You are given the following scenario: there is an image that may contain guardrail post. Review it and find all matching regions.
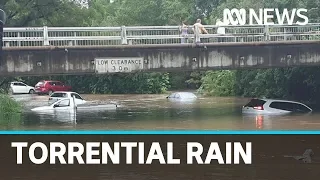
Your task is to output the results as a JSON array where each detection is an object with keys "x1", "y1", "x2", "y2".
[
  {"x1": 284, "y1": 27, "x2": 287, "y2": 41},
  {"x1": 73, "y1": 32, "x2": 77, "y2": 46},
  {"x1": 128, "y1": 30, "x2": 133, "y2": 45},
  {"x1": 121, "y1": 26, "x2": 127, "y2": 45},
  {"x1": 43, "y1": 26, "x2": 49, "y2": 46},
  {"x1": 17, "y1": 32, "x2": 21, "y2": 47},
  {"x1": 264, "y1": 25, "x2": 270, "y2": 41}
]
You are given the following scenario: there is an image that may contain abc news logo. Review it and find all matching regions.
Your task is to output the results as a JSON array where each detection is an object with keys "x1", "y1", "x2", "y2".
[{"x1": 223, "y1": 8, "x2": 308, "y2": 26}]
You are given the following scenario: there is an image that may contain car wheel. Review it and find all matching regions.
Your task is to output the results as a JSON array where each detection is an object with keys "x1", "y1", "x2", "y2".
[
  {"x1": 48, "y1": 90, "x2": 53, "y2": 95},
  {"x1": 29, "y1": 89, "x2": 35, "y2": 94}
]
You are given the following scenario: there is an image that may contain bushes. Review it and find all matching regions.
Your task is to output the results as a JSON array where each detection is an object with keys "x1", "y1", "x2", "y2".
[
  {"x1": 19, "y1": 72, "x2": 171, "y2": 94},
  {"x1": 0, "y1": 94, "x2": 22, "y2": 114},
  {"x1": 0, "y1": 94, "x2": 23, "y2": 129},
  {"x1": 198, "y1": 70, "x2": 236, "y2": 96},
  {"x1": 197, "y1": 67, "x2": 320, "y2": 104}
]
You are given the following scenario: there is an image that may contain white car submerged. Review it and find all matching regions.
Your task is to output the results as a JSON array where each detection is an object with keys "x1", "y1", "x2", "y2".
[
  {"x1": 32, "y1": 97, "x2": 118, "y2": 112},
  {"x1": 242, "y1": 98, "x2": 312, "y2": 115},
  {"x1": 32, "y1": 97, "x2": 77, "y2": 112},
  {"x1": 48, "y1": 91, "x2": 86, "y2": 105},
  {"x1": 167, "y1": 92, "x2": 197, "y2": 100}
]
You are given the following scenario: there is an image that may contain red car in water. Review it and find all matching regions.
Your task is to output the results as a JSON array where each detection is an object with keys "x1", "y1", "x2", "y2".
[{"x1": 34, "y1": 80, "x2": 72, "y2": 95}]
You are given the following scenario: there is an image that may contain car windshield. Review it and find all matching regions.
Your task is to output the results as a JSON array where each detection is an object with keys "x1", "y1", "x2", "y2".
[
  {"x1": 36, "y1": 81, "x2": 44, "y2": 86},
  {"x1": 244, "y1": 99, "x2": 266, "y2": 107},
  {"x1": 51, "y1": 93, "x2": 67, "y2": 98}
]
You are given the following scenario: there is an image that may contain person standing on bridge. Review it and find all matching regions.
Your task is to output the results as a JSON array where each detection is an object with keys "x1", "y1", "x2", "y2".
[
  {"x1": 179, "y1": 21, "x2": 188, "y2": 44},
  {"x1": 216, "y1": 18, "x2": 226, "y2": 42},
  {"x1": 193, "y1": 19, "x2": 208, "y2": 44}
]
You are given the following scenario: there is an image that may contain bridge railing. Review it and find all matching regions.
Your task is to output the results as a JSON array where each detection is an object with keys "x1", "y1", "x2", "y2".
[{"x1": 2, "y1": 24, "x2": 320, "y2": 47}]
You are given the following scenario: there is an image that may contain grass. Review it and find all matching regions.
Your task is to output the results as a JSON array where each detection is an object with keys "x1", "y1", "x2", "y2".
[
  {"x1": 0, "y1": 94, "x2": 23, "y2": 129},
  {"x1": 0, "y1": 94, "x2": 22, "y2": 113}
]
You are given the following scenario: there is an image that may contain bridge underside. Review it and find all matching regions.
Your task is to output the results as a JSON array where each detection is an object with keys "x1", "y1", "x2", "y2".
[{"x1": 1, "y1": 41, "x2": 320, "y2": 76}]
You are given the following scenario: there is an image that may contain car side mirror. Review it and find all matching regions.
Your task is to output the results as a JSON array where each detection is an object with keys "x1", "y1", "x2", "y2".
[{"x1": 53, "y1": 104, "x2": 58, "y2": 108}]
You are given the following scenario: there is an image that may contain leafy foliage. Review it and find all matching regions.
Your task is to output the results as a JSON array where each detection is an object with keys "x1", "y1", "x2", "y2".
[
  {"x1": 185, "y1": 71, "x2": 206, "y2": 89},
  {"x1": 198, "y1": 70, "x2": 235, "y2": 96}
]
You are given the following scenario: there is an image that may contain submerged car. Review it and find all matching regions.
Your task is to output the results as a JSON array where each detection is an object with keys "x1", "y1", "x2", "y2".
[
  {"x1": 31, "y1": 98, "x2": 77, "y2": 112},
  {"x1": 48, "y1": 91, "x2": 86, "y2": 105},
  {"x1": 242, "y1": 98, "x2": 312, "y2": 115},
  {"x1": 32, "y1": 97, "x2": 117, "y2": 112},
  {"x1": 167, "y1": 92, "x2": 197, "y2": 99}
]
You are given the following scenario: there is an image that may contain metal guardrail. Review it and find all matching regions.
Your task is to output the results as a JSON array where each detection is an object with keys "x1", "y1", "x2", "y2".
[{"x1": 2, "y1": 24, "x2": 320, "y2": 47}]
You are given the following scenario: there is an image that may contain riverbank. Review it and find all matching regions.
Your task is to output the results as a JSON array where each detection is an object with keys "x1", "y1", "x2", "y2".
[{"x1": 0, "y1": 94, "x2": 23, "y2": 113}]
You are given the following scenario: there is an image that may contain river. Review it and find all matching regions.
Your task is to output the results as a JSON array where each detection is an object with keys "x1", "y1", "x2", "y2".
[
  {"x1": 2, "y1": 93, "x2": 320, "y2": 180},
  {"x1": 2, "y1": 93, "x2": 320, "y2": 130}
]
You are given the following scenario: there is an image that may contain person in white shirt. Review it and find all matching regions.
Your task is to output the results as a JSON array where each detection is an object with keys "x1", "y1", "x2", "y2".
[{"x1": 216, "y1": 18, "x2": 226, "y2": 42}]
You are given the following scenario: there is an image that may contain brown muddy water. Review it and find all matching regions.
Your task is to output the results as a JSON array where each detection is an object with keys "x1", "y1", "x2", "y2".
[
  {"x1": 2, "y1": 93, "x2": 320, "y2": 180},
  {"x1": 2, "y1": 93, "x2": 320, "y2": 130}
]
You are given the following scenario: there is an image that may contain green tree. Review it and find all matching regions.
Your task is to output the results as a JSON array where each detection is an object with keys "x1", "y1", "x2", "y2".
[{"x1": 198, "y1": 70, "x2": 235, "y2": 96}]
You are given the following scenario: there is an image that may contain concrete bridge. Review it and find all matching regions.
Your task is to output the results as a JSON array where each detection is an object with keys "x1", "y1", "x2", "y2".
[{"x1": 1, "y1": 24, "x2": 320, "y2": 76}]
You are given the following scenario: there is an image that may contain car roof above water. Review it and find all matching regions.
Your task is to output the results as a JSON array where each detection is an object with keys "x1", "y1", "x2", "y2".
[
  {"x1": 254, "y1": 98, "x2": 305, "y2": 104},
  {"x1": 50, "y1": 91, "x2": 78, "y2": 96},
  {"x1": 51, "y1": 91, "x2": 75, "y2": 94},
  {"x1": 39, "y1": 80, "x2": 62, "y2": 82},
  {"x1": 168, "y1": 92, "x2": 197, "y2": 98},
  {"x1": 10, "y1": 81, "x2": 25, "y2": 84},
  {"x1": 247, "y1": 98, "x2": 312, "y2": 109}
]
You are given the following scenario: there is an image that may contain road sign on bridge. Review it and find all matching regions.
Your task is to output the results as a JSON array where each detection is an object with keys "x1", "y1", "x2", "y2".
[{"x1": 94, "y1": 57, "x2": 144, "y2": 73}]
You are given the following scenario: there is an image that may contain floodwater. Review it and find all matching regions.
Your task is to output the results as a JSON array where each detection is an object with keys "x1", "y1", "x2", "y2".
[
  {"x1": 2, "y1": 93, "x2": 320, "y2": 130},
  {"x1": 2, "y1": 93, "x2": 320, "y2": 180}
]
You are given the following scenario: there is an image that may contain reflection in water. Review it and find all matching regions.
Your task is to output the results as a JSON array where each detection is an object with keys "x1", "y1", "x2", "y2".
[
  {"x1": 256, "y1": 115, "x2": 264, "y2": 129},
  {"x1": 0, "y1": 113, "x2": 23, "y2": 130},
  {"x1": 2, "y1": 94, "x2": 320, "y2": 130},
  {"x1": 36, "y1": 111, "x2": 76, "y2": 123}
]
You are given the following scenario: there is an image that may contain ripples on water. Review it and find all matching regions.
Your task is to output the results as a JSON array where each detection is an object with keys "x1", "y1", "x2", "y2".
[
  {"x1": 2, "y1": 93, "x2": 320, "y2": 130},
  {"x1": 3, "y1": 94, "x2": 320, "y2": 180}
]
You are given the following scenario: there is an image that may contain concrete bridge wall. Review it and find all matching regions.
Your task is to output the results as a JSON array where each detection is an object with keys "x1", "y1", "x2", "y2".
[{"x1": 1, "y1": 41, "x2": 320, "y2": 76}]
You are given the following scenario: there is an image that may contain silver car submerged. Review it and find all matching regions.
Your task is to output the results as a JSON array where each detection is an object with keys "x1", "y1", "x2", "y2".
[{"x1": 242, "y1": 98, "x2": 312, "y2": 115}]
